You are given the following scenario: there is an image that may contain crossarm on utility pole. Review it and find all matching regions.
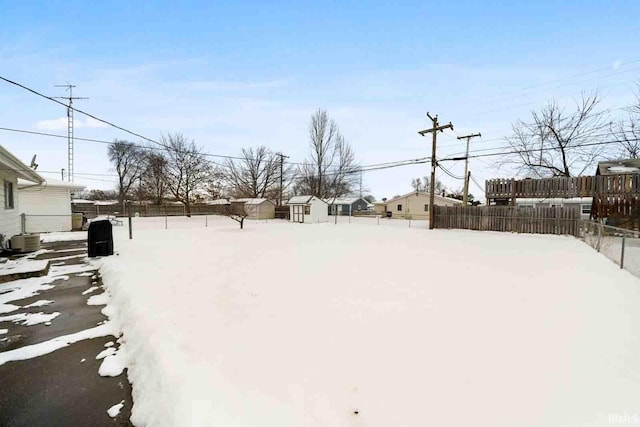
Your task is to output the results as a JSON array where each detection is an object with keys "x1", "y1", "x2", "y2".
[{"x1": 418, "y1": 112, "x2": 453, "y2": 230}]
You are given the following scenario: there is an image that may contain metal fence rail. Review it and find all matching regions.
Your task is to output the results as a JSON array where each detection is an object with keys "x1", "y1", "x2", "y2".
[{"x1": 578, "y1": 220, "x2": 640, "y2": 277}]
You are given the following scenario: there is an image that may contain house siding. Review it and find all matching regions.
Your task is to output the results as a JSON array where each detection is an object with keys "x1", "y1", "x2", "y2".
[
  {"x1": 19, "y1": 186, "x2": 73, "y2": 232},
  {"x1": 0, "y1": 171, "x2": 20, "y2": 239},
  {"x1": 245, "y1": 201, "x2": 275, "y2": 219},
  {"x1": 385, "y1": 193, "x2": 460, "y2": 220}
]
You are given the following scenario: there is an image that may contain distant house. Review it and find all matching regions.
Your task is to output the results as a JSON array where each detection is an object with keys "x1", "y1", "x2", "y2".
[
  {"x1": 18, "y1": 178, "x2": 85, "y2": 233},
  {"x1": 287, "y1": 195, "x2": 328, "y2": 223},
  {"x1": 514, "y1": 197, "x2": 592, "y2": 219},
  {"x1": 375, "y1": 191, "x2": 462, "y2": 220},
  {"x1": 0, "y1": 146, "x2": 43, "y2": 240},
  {"x1": 231, "y1": 198, "x2": 275, "y2": 219},
  {"x1": 327, "y1": 197, "x2": 370, "y2": 216},
  {"x1": 205, "y1": 199, "x2": 230, "y2": 206}
]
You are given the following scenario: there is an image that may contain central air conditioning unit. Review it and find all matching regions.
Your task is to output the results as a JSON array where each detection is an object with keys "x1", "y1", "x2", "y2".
[{"x1": 11, "y1": 234, "x2": 41, "y2": 253}]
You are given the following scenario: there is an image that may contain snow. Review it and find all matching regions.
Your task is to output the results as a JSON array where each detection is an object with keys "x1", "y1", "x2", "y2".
[
  {"x1": 0, "y1": 323, "x2": 118, "y2": 366},
  {"x1": 87, "y1": 293, "x2": 108, "y2": 305},
  {"x1": 608, "y1": 165, "x2": 640, "y2": 173},
  {"x1": 97, "y1": 216, "x2": 640, "y2": 427},
  {"x1": 0, "y1": 275, "x2": 66, "y2": 314},
  {"x1": 40, "y1": 231, "x2": 87, "y2": 243},
  {"x1": 98, "y1": 347, "x2": 126, "y2": 377},
  {"x1": 0, "y1": 259, "x2": 49, "y2": 276},
  {"x1": 82, "y1": 286, "x2": 100, "y2": 295},
  {"x1": 0, "y1": 329, "x2": 7, "y2": 334},
  {"x1": 23, "y1": 299, "x2": 54, "y2": 308},
  {"x1": 104, "y1": 341, "x2": 114, "y2": 347},
  {"x1": 107, "y1": 400, "x2": 125, "y2": 418},
  {"x1": 96, "y1": 347, "x2": 117, "y2": 359},
  {"x1": 0, "y1": 311, "x2": 60, "y2": 326}
]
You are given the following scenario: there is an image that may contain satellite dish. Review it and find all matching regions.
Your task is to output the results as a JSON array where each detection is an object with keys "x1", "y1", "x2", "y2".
[{"x1": 29, "y1": 154, "x2": 38, "y2": 170}]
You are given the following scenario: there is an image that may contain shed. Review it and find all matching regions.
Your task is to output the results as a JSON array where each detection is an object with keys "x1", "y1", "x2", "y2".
[
  {"x1": 0, "y1": 146, "x2": 44, "y2": 239},
  {"x1": 233, "y1": 198, "x2": 275, "y2": 219},
  {"x1": 19, "y1": 178, "x2": 86, "y2": 233},
  {"x1": 327, "y1": 197, "x2": 370, "y2": 216},
  {"x1": 287, "y1": 195, "x2": 328, "y2": 223}
]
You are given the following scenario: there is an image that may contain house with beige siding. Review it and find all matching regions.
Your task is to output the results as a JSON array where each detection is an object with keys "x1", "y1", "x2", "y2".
[
  {"x1": 0, "y1": 146, "x2": 43, "y2": 244},
  {"x1": 375, "y1": 191, "x2": 462, "y2": 220}
]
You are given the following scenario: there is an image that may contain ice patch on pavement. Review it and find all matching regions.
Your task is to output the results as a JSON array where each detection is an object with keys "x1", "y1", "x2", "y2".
[
  {"x1": 0, "y1": 329, "x2": 7, "y2": 334},
  {"x1": 0, "y1": 311, "x2": 61, "y2": 326},
  {"x1": 107, "y1": 400, "x2": 125, "y2": 418},
  {"x1": 23, "y1": 299, "x2": 54, "y2": 308},
  {"x1": 104, "y1": 341, "x2": 114, "y2": 347},
  {"x1": 0, "y1": 323, "x2": 118, "y2": 366},
  {"x1": 87, "y1": 293, "x2": 108, "y2": 306},
  {"x1": 78, "y1": 272, "x2": 93, "y2": 277},
  {"x1": 82, "y1": 286, "x2": 100, "y2": 295},
  {"x1": 0, "y1": 259, "x2": 49, "y2": 275},
  {"x1": 49, "y1": 264, "x2": 97, "y2": 276}
]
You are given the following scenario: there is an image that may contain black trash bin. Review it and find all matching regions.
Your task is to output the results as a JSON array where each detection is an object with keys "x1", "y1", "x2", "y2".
[
  {"x1": 88, "y1": 220, "x2": 114, "y2": 257},
  {"x1": 386, "y1": 211, "x2": 392, "y2": 218}
]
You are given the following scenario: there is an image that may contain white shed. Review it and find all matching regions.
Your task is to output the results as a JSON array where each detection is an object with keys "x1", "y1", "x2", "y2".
[
  {"x1": 287, "y1": 195, "x2": 328, "y2": 224},
  {"x1": 18, "y1": 178, "x2": 85, "y2": 233}
]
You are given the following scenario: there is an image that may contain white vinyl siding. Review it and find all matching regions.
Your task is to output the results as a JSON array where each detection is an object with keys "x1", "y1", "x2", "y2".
[
  {"x1": 19, "y1": 186, "x2": 73, "y2": 232},
  {"x1": 0, "y1": 172, "x2": 20, "y2": 238}
]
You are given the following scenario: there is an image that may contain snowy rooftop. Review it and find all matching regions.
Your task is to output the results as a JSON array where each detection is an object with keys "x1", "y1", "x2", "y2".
[
  {"x1": 326, "y1": 197, "x2": 366, "y2": 205},
  {"x1": 232, "y1": 198, "x2": 272, "y2": 205},
  {"x1": 597, "y1": 159, "x2": 640, "y2": 175},
  {"x1": 287, "y1": 195, "x2": 312, "y2": 204},
  {"x1": 385, "y1": 191, "x2": 463, "y2": 205},
  {"x1": 205, "y1": 199, "x2": 230, "y2": 205}
]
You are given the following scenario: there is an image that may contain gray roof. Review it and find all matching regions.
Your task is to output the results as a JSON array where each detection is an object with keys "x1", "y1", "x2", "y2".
[{"x1": 287, "y1": 195, "x2": 313, "y2": 204}]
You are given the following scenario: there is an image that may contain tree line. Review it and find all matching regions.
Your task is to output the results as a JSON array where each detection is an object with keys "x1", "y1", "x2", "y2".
[{"x1": 83, "y1": 109, "x2": 364, "y2": 216}]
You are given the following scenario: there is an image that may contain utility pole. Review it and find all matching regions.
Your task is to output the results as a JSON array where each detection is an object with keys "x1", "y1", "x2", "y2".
[
  {"x1": 53, "y1": 83, "x2": 88, "y2": 182},
  {"x1": 276, "y1": 152, "x2": 289, "y2": 206},
  {"x1": 457, "y1": 132, "x2": 481, "y2": 206},
  {"x1": 419, "y1": 112, "x2": 453, "y2": 230}
]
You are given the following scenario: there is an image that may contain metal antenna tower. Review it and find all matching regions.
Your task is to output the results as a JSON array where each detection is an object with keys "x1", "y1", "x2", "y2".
[{"x1": 54, "y1": 83, "x2": 88, "y2": 182}]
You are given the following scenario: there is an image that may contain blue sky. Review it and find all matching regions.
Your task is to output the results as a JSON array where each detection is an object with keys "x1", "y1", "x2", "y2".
[{"x1": 1, "y1": 0, "x2": 639, "y2": 199}]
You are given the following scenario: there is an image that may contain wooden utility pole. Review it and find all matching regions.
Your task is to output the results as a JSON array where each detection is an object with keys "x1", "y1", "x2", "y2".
[
  {"x1": 419, "y1": 113, "x2": 453, "y2": 229},
  {"x1": 457, "y1": 132, "x2": 481, "y2": 206},
  {"x1": 276, "y1": 152, "x2": 289, "y2": 206}
]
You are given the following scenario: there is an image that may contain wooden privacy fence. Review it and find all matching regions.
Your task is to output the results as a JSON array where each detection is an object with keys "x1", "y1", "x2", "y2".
[
  {"x1": 432, "y1": 205, "x2": 580, "y2": 236},
  {"x1": 486, "y1": 174, "x2": 640, "y2": 199}
]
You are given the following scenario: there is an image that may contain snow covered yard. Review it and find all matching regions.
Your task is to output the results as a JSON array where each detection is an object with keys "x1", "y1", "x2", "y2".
[{"x1": 100, "y1": 216, "x2": 640, "y2": 427}]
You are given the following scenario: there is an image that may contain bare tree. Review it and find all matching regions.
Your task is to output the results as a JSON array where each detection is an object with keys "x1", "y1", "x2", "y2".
[
  {"x1": 162, "y1": 133, "x2": 211, "y2": 217},
  {"x1": 223, "y1": 203, "x2": 249, "y2": 229},
  {"x1": 107, "y1": 140, "x2": 146, "y2": 212},
  {"x1": 411, "y1": 176, "x2": 444, "y2": 193},
  {"x1": 142, "y1": 151, "x2": 168, "y2": 205},
  {"x1": 611, "y1": 83, "x2": 640, "y2": 158},
  {"x1": 224, "y1": 146, "x2": 281, "y2": 198},
  {"x1": 501, "y1": 92, "x2": 609, "y2": 177},
  {"x1": 296, "y1": 109, "x2": 360, "y2": 198}
]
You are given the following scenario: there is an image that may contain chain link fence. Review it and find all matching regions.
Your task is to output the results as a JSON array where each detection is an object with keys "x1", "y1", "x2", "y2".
[{"x1": 578, "y1": 220, "x2": 640, "y2": 278}]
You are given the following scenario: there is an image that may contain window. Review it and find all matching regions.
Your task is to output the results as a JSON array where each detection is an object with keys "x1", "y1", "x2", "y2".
[
  {"x1": 304, "y1": 205, "x2": 310, "y2": 215},
  {"x1": 397, "y1": 204, "x2": 402, "y2": 211},
  {"x1": 424, "y1": 204, "x2": 429, "y2": 212},
  {"x1": 4, "y1": 180, "x2": 14, "y2": 209},
  {"x1": 581, "y1": 204, "x2": 592, "y2": 214}
]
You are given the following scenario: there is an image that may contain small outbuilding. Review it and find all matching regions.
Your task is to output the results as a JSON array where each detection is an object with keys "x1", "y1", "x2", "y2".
[
  {"x1": 287, "y1": 195, "x2": 328, "y2": 224},
  {"x1": 377, "y1": 191, "x2": 462, "y2": 220},
  {"x1": 327, "y1": 197, "x2": 370, "y2": 216},
  {"x1": 18, "y1": 178, "x2": 85, "y2": 233},
  {"x1": 231, "y1": 198, "x2": 275, "y2": 219}
]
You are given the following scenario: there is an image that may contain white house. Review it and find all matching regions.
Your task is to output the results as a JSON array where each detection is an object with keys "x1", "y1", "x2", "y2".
[
  {"x1": 0, "y1": 146, "x2": 43, "y2": 242},
  {"x1": 18, "y1": 178, "x2": 86, "y2": 233},
  {"x1": 287, "y1": 195, "x2": 328, "y2": 223}
]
